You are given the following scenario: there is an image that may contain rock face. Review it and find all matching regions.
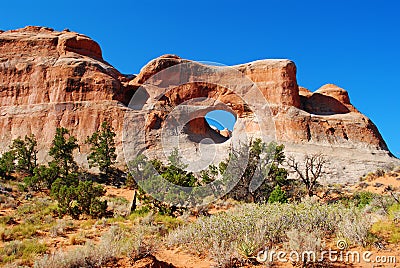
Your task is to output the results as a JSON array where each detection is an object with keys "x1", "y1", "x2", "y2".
[
  {"x1": 0, "y1": 26, "x2": 133, "y2": 163},
  {"x1": 0, "y1": 26, "x2": 397, "y2": 183}
]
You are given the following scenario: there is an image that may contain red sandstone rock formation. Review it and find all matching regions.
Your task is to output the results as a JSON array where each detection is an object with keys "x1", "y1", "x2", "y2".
[
  {"x1": 0, "y1": 26, "x2": 133, "y2": 163},
  {"x1": 0, "y1": 26, "x2": 397, "y2": 182}
]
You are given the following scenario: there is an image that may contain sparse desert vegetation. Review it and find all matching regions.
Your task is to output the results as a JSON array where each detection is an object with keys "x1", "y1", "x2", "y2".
[
  {"x1": 167, "y1": 199, "x2": 375, "y2": 267},
  {"x1": 1, "y1": 128, "x2": 399, "y2": 267}
]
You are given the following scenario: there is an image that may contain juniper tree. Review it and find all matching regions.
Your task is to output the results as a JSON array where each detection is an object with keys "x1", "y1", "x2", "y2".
[
  {"x1": 24, "y1": 162, "x2": 60, "y2": 190},
  {"x1": 49, "y1": 127, "x2": 78, "y2": 178},
  {"x1": 223, "y1": 139, "x2": 288, "y2": 203},
  {"x1": 127, "y1": 150, "x2": 197, "y2": 216},
  {"x1": 0, "y1": 151, "x2": 16, "y2": 179},
  {"x1": 86, "y1": 121, "x2": 117, "y2": 178},
  {"x1": 51, "y1": 174, "x2": 107, "y2": 219},
  {"x1": 11, "y1": 134, "x2": 38, "y2": 176}
]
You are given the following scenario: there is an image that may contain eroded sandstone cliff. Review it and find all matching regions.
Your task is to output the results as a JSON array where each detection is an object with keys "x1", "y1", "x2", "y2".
[{"x1": 0, "y1": 26, "x2": 396, "y2": 183}]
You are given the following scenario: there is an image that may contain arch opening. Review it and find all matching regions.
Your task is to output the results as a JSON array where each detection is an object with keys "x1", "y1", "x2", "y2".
[
  {"x1": 180, "y1": 109, "x2": 237, "y2": 144},
  {"x1": 205, "y1": 110, "x2": 236, "y2": 134}
]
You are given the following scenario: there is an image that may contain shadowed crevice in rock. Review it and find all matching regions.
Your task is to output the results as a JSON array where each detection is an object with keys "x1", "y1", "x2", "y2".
[{"x1": 300, "y1": 93, "x2": 351, "y2": 115}]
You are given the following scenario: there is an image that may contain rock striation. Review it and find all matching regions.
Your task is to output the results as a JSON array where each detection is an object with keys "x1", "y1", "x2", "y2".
[{"x1": 0, "y1": 26, "x2": 397, "y2": 183}]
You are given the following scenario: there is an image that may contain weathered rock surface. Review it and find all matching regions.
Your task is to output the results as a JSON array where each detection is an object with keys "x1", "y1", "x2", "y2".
[
  {"x1": 0, "y1": 26, "x2": 133, "y2": 164},
  {"x1": 0, "y1": 26, "x2": 397, "y2": 183}
]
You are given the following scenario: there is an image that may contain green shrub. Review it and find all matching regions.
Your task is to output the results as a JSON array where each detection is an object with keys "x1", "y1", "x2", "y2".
[
  {"x1": 0, "y1": 239, "x2": 47, "y2": 264},
  {"x1": 2, "y1": 198, "x2": 58, "y2": 241},
  {"x1": 371, "y1": 220, "x2": 400, "y2": 244},
  {"x1": 222, "y1": 139, "x2": 288, "y2": 203},
  {"x1": 86, "y1": 121, "x2": 117, "y2": 178},
  {"x1": 352, "y1": 191, "x2": 376, "y2": 208},
  {"x1": 128, "y1": 152, "x2": 196, "y2": 216},
  {"x1": 51, "y1": 177, "x2": 107, "y2": 219},
  {"x1": 11, "y1": 134, "x2": 38, "y2": 176},
  {"x1": 49, "y1": 127, "x2": 78, "y2": 178},
  {"x1": 154, "y1": 214, "x2": 183, "y2": 230},
  {"x1": 24, "y1": 162, "x2": 60, "y2": 190},
  {"x1": 388, "y1": 203, "x2": 400, "y2": 222},
  {"x1": 5, "y1": 223, "x2": 39, "y2": 240},
  {"x1": 0, "y1": 215, "x2": 14, "y2": 225},
  {"x1": 0, "y1": 151, "x2": 16, "y2": 179},
  {"x1": 16, "y1": 197, "x2": 57, "y2": 219},
  {"x1": 128, "y1": 206, "x2": 151, "y2": 221},
  {"x1": 268, "y1": 185, "x2": 287, "y2": 203}
]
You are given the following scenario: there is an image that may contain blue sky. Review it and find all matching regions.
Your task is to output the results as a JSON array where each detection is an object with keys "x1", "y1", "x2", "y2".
[
  {"x1": 205, "y1": 111, "x2": 236, "y2": 131},
  {"x1": 1, "y1": 0, "x2": 399, "y2": 156}
]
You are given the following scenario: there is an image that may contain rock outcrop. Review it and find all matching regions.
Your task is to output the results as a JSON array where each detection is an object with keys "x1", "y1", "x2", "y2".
[
  {"x1": 0, "y1": 26, "x2": 133, "y2": 163},
  {"x1": 0, "y1": 26, "x2": 397, "y2": 183}
]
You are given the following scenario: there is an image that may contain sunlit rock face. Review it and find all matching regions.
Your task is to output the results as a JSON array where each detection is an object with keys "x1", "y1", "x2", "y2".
[{"x1": 0, "y1": 26, "x2": 397, "y2": 182}]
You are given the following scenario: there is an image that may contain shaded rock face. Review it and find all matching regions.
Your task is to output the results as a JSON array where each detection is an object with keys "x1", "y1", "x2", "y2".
[{"x1": 0, "y1": 26, "x2": 397, "y2": 183}]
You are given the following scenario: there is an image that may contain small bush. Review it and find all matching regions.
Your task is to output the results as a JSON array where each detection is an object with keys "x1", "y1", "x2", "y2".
[
  {"x1": 2, "y1": 198, "x2": 58, "y2": 241},
  {"x1": 0, "y1": 215, "x2": 14, "y2": 225},
  {"x1": 337, "y1": 206, "x2": 372, "y2": 246},
  {"x1": 285, "y1": 229, "x2": 324, "y2": 266},
  {"x1": 51, "y1": 177, "x2": 107, "y2": 219},
  {"x1": 365, "y1": 195, "x2": 395, "y2": 215},
  {"x1": 128, "y1": 206, "x2": 151, "y2": 221},
  {"x1": 129, "y1": 225, "x2": 157, "y2": 261},
  {"x1": 34, "y1": 225, "x2": 155, "y2": 268},
  {"x1": 388, "y1": 203, "x2": 400, "y2": 222},
  {"x1": 375, "y1": 168, "x2": 386, "y2": 177},
  {"x1": 69, "y1": 234, "x2": 85, "y2": 246},
  {"x1": 0, "y1": 151, "x2": 16, "y2": 179},
  {"x1": 49, "y1": 219, "x2": 67, "y2": 238},
  {"x1": 371, "y1": 220, "x2": 400, "y2": 244},
  {"x1": 13, "y1": 197, "x2": 58, "y2": 234},
  {"x1": 108, "y1": 197, "x2": 130, "y2": 217},
  {"x1": 17, "y1": 197, "x2": 57, "y2": 220},
  {"x1": 0, "y1": 226, "x2": 5, "y2": 242},
  {"x1": 154, "y1": 214, "x2": 183, "y2": 230},
  {"x1": 363, "y1": 172, "x2": 377, "y2": 181},
  {"x1": 0, "y1": 195, "x2": 18, "y2": 209},
  {"x1": 393, "y1": 166, "x2": 400, "y2": 173},
  {"x1": 351, "y1": 191, "x2": 376, "y2": 208},
  {"x1": 210, "y1": 240, "x2": 241, "y2": 268},
  {"x1": 5, "y1": 223, "x2": 39, "y2": 241},
  {"x1": 268, "y1": 185, "x2": 287, "y2": 203},
  {"x1": 24, "y1": 163, "x2": 60, "y2": 190},
  {"x1": 0, "y1": 239, "x2": 47, "y2": 265}
]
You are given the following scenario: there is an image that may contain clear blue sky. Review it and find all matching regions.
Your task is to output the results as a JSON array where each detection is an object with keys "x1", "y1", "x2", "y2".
[
  {"x1": 205, "y1": 110, "x2": 236, "y2": 131},
  {"x1": 1, "y1": 0, "x2": 399, "y2": 157}
]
